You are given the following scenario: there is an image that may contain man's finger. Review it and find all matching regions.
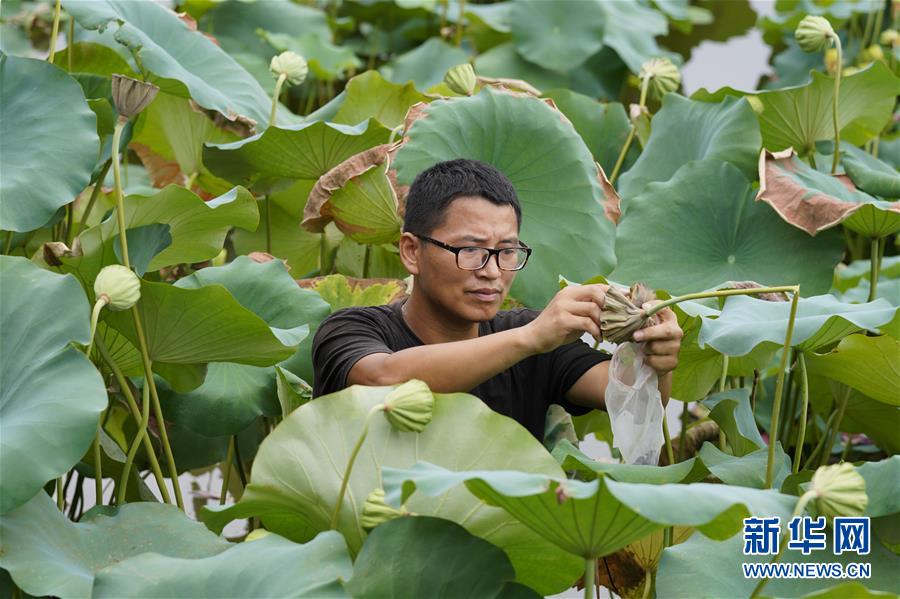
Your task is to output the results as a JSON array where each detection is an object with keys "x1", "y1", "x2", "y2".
[
  {"x1": 568, "y1": 283, "x2": 608, "y2": 307},
  {"x1": 634, "y1": 324, "x2": 681, "y2": 342}
]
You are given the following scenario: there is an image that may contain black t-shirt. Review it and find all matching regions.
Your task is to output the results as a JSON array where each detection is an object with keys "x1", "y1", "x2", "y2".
[{"x1": 311, "y1": 298, "x2": 611, "y2": 440}]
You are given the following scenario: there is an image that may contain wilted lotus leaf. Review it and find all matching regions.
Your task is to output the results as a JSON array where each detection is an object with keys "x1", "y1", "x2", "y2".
[
  {"x1": 299, "y1": 273, "x2": 407, "y2": 311},
  {"x1": 302, "y1": 143, "x2": 404, "y2": 244},
  {"x1": 757, "y1": 149, "x2": 900, "y2": 237}
]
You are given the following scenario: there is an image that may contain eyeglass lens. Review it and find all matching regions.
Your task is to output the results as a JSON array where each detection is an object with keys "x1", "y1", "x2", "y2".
[{"x1": 457, "y1": 247, "x2": 528, "y2": 270}]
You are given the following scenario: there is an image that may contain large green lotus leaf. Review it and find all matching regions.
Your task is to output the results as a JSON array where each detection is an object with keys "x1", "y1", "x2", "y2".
[
  {"x1": 394, "y1": 88, "x2": 615, "y2": 308},
  {"x1": 833, "y1": 256, "x2": 900, "y2": 293},
  {"x1": 0, "y1": 257, "x2": 107, "y2": 514},
  {"x1": 657, "y1": 522, "x2": 900, "y2": 597},
  {"x1": 857, "y1": 457, "x2": 900, "y2": 518},
  {"x1": 348, "y1": 517, "x2": 535, "y2": 598},
  {"x1": 542, "y1": 90, "x2": 637, "y2": 176},
  {"x1": 158, "y1": 257, "x2": 326, "y2": 435},
  {"x1": 202, "y1": 387, "x2": 583, "y2": 596},
  {"x1": 617, "y1": 94, "x2": 760, "y2": 200},
  {"x1": 332, "y1": 71, "x2": 428, "y2": 129},
  {"x1": 794, "y1": 583, "x2": 899, "y2": 599},
  {"x1": 381, "y1": 37, "x2": 469, "y2": 90},
  {"x1": 758, "y1": 149, "x2": 899, "y2": 238},
  {"x1": 333, "y1": 237, "x2": 409, "y2": 280},
  {"x1": 103, "y1": 278, "x2": 305, "y2": 372},
  {"x1": 840, "y1": 143, "x2": 900, "y2": 199},
  {"x1": 510, "y1": 0, "x2": 605, "y2": 72},
  {"x1": 551, "y1": 439, "x2": 709, "y2": 484},
  {"x1": 93, "y1": 532, "x2": 351, "y2": 598},
  {"x1": 599, "y1": 0, "x2": 675, "y2": 73},
  {"x1": 697, "y1": 294, "x2": 898, "y2": 356},
  {"x1": 204, "y1": 119, "x2": 390, "y2": 194},
  {"x1": 701, "y1": 388, "x2": 765, "y2": 456},
  {"x1": 383, "y1": 461, "x2": 799, "y2": 558},
  {"x1": 804, "y1": 334, "x2": 899, "y2": 406},
  {"x1": 0, "y1": 491, "x2": 230, "y2": 598},
  {"x1": 698, "y1": 443, "x2": 791, "y2": 489},
  {"x1": 131, "y1": 93, "x2": 238, "y2": 195},
  {"x1": 612, "y1": 160, "x2": 843, "y2": 296},
  {"x1": 0, "y1": 54, "x2": 99, "y2": 232},
  {"x1": 693, "y1": 62, "x2": 899, "y2": 153},
  {"x1": 52, "y1": 41, "x2": 138, "y2": 79},
  {"x1": 64, "y1": 0, "x2": 295, "y2": 129},
  {"x1": 474, "y1": 42, "x2": 569, "y2": 92},
  {"x1": 62, "y1": 185, "x2": 258, "y2": 288}
]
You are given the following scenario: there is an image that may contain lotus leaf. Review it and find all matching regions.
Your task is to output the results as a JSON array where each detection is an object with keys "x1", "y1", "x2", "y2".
[
  {"x1": 333, "y1": 71, "x2": 428, "y2": 129},
  {"x1": 804, "y1": 333, "x2": 900, "y2": 407}
]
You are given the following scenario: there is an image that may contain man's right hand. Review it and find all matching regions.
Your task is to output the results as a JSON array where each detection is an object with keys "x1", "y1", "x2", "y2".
[{"x1": 520, "y1": 283, "x2": 608, "y2": 354}]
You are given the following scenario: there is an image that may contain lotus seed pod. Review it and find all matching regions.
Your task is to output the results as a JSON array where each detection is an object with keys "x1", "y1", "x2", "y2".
[
  {"x1": 382, "y1": 379, "x2": 434, "y2": 433},
  {"x1": 638, "y1": 57, "x2": 681, "y2": 98},
  {"x1": 880, "y1": 29, "x2": 898, "y2": 47},
  {"x1": 111, "y1": 74, "x2": 160, "y2": 120},
  {"x1": 361, "y1": 488, "x2": 407, "y2": 530},
  {"x1": 861, "y1": 44, "x2": 884, "y2": 62},
  {"x1": 94, "y1": 265, "x2": 141, "y2": 311},
  {"x1": 269, "y1": 51, "x2": 308, "y2": 86},
  {"x1": 809, "y1": 463, "x2": 868, "y2": 519},
  {"x1": 795, "y1": 16, "x2": 835, "y2": 53},
  {"x1": 444, "y1": 63, "x2": 477, "y2": 96},
  {"x1": 599, "y1": 283, "x2": 657, "y2": 345}
]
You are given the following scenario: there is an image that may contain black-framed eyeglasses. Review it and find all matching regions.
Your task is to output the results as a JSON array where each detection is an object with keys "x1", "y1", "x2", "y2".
[{"x1": 414, "y1": 234, "x2": 532, "y2": 271}]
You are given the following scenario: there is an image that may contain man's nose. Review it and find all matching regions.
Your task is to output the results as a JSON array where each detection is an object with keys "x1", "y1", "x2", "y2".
[{"x1": 476, "y1": 254, "x2": 502, "y2": 278}]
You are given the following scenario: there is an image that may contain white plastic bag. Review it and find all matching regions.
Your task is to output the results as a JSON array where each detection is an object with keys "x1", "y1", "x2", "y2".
[{"x1": 605, "y1": 342, "x2": 664, "y2": 465}]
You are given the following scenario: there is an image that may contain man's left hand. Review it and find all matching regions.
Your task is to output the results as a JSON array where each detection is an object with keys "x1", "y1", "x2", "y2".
[{"x1": 632, "y1": 301, "x2": 682, "y2": 375}]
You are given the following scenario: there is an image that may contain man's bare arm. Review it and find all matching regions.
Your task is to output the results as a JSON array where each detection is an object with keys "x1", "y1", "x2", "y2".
[{"x1": 348, "y1": 284, "x2": 608, "y2": 393}]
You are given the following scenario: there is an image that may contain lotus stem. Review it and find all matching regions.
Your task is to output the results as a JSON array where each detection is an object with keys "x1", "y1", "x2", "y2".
[
  {"x1": 867, "y1": 237, "x2": 883, "y2": 302},
  {"x1": 117, "y1": 381, "x2": 150, "y2": 505},
  {"x1": 678, "y1": 402, "x2": 689, "y2": 461},
  {"x1": 48, "y1": 0, "x2": 62, "y2": 63},
  {"x1": 803, "y1": 407, "x2": 839, "y2": 471},
  {"x1": 56, "y1": 476, "x2": 65, "y2": 511},
  {"x1": 219, "y1": 436, "x2": 235, "y2": 505},
  {"x1": 71, "y1": 159, "x2": 112, "y2": 244},
  {"x1": 610, "y1": 74, "x2": 651, "y2": 185},
  {"x1": 454, "y1": 0, "x2": 467, "y2": 46},
  {"x1": 640, "y1": 569, "x2": 651, "y2": 599},
  {"x1": 830, "y1": 34, "x2": 843, "y2": 174},
  {"x1": 111, "y1": 118, "x2": 131, "y2": 269},
  {"x1": 819, "y1": 385, "x2": 851, "y2": 468},
  {"x1": 584, "y1": 558, "x2": 596, "y2": 599},
  {"x1": 792, "y1": 354, "x2": 810, "y2": 474},
  {"x1": 765, "y1": 289, "x2": 800, "y2": 489},
  {"x1": 717, "y1": 356, "x2": 729, "y2": 451},
  {"x1": 270, "y1": 73, "x2": 287, "y2": 128},
  {"x1": 94, "y1": 335, "x2": 171, "y2": 504},
  {"x1": 644, "y1": 286, "x2": 799, "y2": 318},
  {"x1": 85, "y1": 296, "x2": 109, "y2": 358},
  {"x1": 331, "y1": 404, "x2": 382, "y2": 529},
  {"x1": 130, "y1": 304, "x2": 184, "y2": 510},
  {"x1": 92, "y1": 424, "x2": 103, "y2": 505},
  {"x1": 778, "y1": 351, "x2": 797, "y2": 441},
  {"x1": 662, "y1": 416, "x2": 675, "y2": 465},
  {"x1": 67, "y1": 16, "x2": 73, "y2": 72},
  {"x1": 3, "y1": 231, "x2": 12, "y2": 255}
]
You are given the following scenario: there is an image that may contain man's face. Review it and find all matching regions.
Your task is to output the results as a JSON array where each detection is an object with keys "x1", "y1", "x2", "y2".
[{"x1": 411, "y1": 196, "x2": 520, "y2": 323}]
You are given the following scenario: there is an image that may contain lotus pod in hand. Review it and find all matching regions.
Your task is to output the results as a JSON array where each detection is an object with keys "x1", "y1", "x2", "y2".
[{"x1": 600, "y1": 283, "x2": 657, "y2": 345}]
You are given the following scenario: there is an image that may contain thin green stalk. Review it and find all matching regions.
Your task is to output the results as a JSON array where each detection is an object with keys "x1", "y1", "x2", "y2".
[
  {"x1": 65, "y1": 203, "x2": 74, "y2": 246},
  {"x1": 872, "y1": 1, "x2": 885, "y2": 47},
  {"x1": 270, "y1": 73, "x2": 287, "y2": 128},
  {"x1": 792, "y1": 354, "x2": 810, "y2": 474},
  {"x1": 750, "y1": 493, "x2": 816, "y2": 598},
  {"x1": 48, "y1": 0, "x2": 62, "y2": 63},
  {"x1": 610, "y1": 75, "x2": 650, "y2": 185},
  {"x1": 184, "y1": 171, "x2": 198, "y2": 190},
  {"x1": 805, "y1": 152, "x2": 817, "y2": 170},
  {"x1": 111, "y1": 118, "x2": 131, "y2": 269},
  {"x1": 219, "y1": 437, "x2": 235, "y2": 505},
  {"x1": 819, "y1": 385, "x2": 851, "y2": 468},
  {"x1": 640, "y1": 569, "x2": 652, "y2": 599},
  {"x1": 85, "y1": 297, "x2": 108, "y2": 358},
  {"x1": 94, "y1": 334, "x2": 171, "y2": 504},
  {"x1": 750, "y1": 369, "x2": 760, "y2": 412},
  {"x1": 867, "y1": 237, "x2": 883, "y2": 302},
  {"x1": 830, "y1": 34, "x2": 843, "y2": 174},
  {"x1": 71, "y1": 160, "x2": 112, "y2": 244},
  {"x1": 56, "y1": 476, "x2": 65, "y2": 511},
  {"x1": 764, "y1": 290, "x2": 800, "y2": 488},
  {"x1": 131, "y1": 304, "x2": 184, "y2": 510},
  {"x1": 662, "y1": 415, "x2": 675, "y2": 465},
  {"x1": 454, "y1": 0, "x2": 467, "y2": 46},
  {"x1": 232, "y1": 434, "x2": 248, "y2": 490},
  {"x1": 92, "y1": 424, "x2": 103, "y2": 505},
  {"x1": 331, "y1": 405, "x2": 382, "y2": 529},
  {"x1": 67, "y1": 16, "x2": 74, "y2": 72},
  {"x1": 644, "y1": 286, "x2": 799, "y2": 319},
  {"x1": 841, "y1": 431, "x2": 854, "y2": 461},
  {"x1": 803, "y1": 409, "x2": 839, "y2": 471},
  {"x1": 718, "y1": 356, "x2": 729, "y2": 451},
  {"x1": 583, "y1": 558, "x2": 596, "y2": 599},
  {"x1": 3, "y1": 231, "x2": 13, "y2": 255},
  {"x1": 117, "y1": 381, "x2": 150, "y2": 505},
  {"x1": 678, "y1": 402, "x2": 689, "y2": 461},
  {"x1": 778, "y1": 351, "x2": 797, "y2": 441},
  {"x1": 861, "y1": 4, "x2": 877, "y2": 49}
]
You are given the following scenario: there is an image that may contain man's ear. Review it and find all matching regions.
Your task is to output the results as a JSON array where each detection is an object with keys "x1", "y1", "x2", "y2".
[{"x1": 398, "y1": 232, "x2": 420, "y2": 275}]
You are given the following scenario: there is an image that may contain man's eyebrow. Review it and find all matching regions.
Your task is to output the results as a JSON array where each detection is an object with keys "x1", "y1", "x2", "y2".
[{"x1": 459, "y1": 235, "x2": 519, "y2": 244}]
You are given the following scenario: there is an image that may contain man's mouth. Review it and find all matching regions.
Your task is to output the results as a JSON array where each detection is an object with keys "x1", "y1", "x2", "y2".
[{"x1": 468, "y1": 288, "x2": 501, "y2": 302}]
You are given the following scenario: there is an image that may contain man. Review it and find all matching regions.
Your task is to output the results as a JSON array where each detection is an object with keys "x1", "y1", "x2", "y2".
[{"x1": 312, "y1": 159, "x2": 682, "y2": 441}]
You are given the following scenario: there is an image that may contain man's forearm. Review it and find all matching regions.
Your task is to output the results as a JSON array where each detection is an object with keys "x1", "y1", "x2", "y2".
[{"x1": 361, "y1": 328, "x2": 536, "y2": 392}]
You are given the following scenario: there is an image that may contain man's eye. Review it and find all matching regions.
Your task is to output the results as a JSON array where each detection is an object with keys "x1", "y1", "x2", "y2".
[
  {"x1": 499, "y1": 248, "x2": 518, "y2": 256},
  {"x1": 460, "y1": 247, "x2": 482, "y2": 255}
]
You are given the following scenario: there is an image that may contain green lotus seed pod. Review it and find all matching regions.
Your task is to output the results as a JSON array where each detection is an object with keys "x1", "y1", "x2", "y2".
[
  {"x1": 361, "y1": 488, "x2": 407, "y2": 530},
  {"x1": 639, "y1": 58, "x2": 681, "y2": 98},
  {"x1": 444, "y1": 63, "x2": 477, "y2": 96},
  {"x1": 861, "y1": 44, "x2": 884, "y2": 62},
  {"x1": 269, "y1": 51, "x2": 308, "y2": 86},
  {"x1": 382, "y1": 379, "x2": 434, "y2": 433},
  {"x1": 880, "y1": 29, "x2": 898, "y2": 47},
  {"x1": 795, "y1": 16, "x2": 835, "y2": 53},
  {"x1": 111, "y1": 74, "x2": 160, "y2": 120},
  {"x1": 94, "y1": 265, "x2": 141, "y2": 311},
  {"x1": 809, "y1": 463, "x2": 868, "y2": 519}
]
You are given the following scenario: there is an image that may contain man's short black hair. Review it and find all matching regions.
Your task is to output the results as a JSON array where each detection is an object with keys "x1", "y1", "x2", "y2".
[{"x1": 403, "y1": 159, "x2": 522, "y2": 236}]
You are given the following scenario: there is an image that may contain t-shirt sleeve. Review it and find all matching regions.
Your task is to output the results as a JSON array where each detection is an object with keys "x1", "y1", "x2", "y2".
[
  {"x1": 311, "y1": 308, "x2": 394, "y2": 398},
  {"x1": 547, "y1": 339, "x2": 612, "y2": 416}
]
